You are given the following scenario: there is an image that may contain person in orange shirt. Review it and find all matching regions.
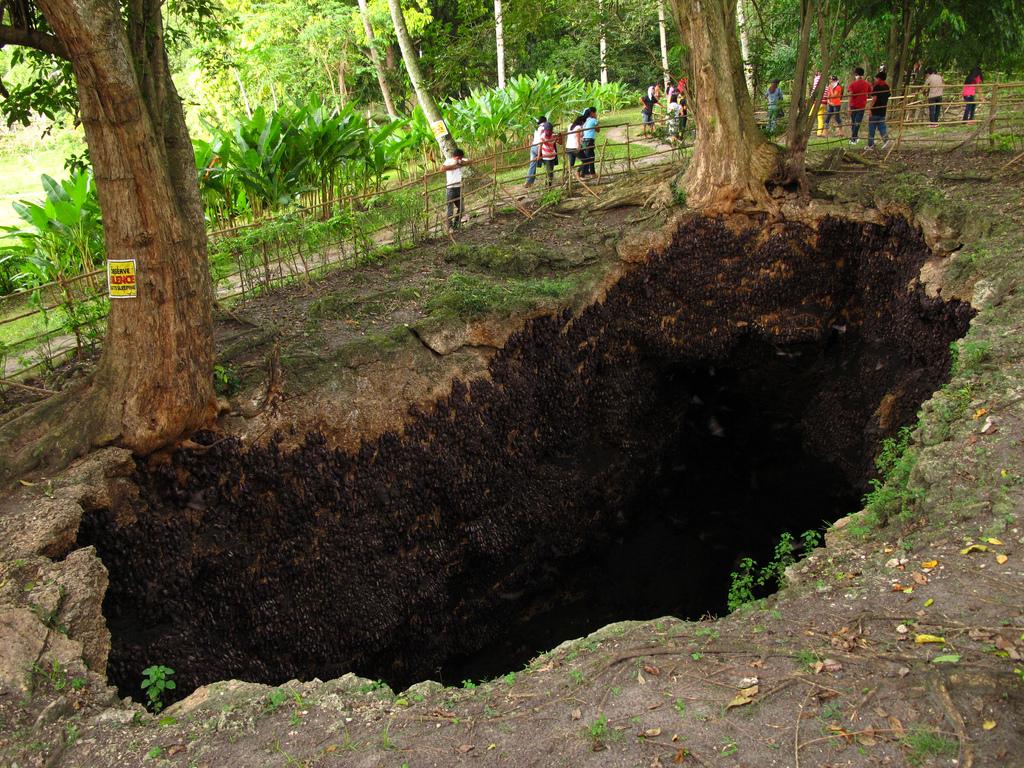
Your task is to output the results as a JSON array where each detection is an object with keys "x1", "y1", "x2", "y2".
[{"x1": 824, "y1": 75, "x2": 843, "y2": 133}]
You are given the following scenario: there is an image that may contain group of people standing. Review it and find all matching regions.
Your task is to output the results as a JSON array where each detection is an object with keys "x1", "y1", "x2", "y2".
[
  {"x1": 766, "y1": 66, "x2": 985, "y2": 150},
  {"x1": 525, "y1": 108, "x2": 600, "y2": 187},
  {"x1": 640, "y1": 79, "x2": 689, "y2": 139}
]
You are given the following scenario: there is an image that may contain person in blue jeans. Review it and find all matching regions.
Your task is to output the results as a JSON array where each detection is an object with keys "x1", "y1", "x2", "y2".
[
  {"x1": 765, "y1": 80, "x2": 783, "y2": 132},
  {"x1": 580, "y1": 107, "x2": 599, "y2": 177},
  {"x1": 866, "y1": 71, "x2": 891, "y2": 150},
  {"x1": 524, "y1": 116, "x2": 547, "y2": 187}
]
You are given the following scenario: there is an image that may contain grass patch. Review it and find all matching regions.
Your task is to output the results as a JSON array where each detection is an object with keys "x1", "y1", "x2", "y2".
[
  {"x1": 902, "y1": 727, "x2": 958, "y2": 766},
  {"x1": 425, "y1": 272, "x2": 573, "y2": 320}
]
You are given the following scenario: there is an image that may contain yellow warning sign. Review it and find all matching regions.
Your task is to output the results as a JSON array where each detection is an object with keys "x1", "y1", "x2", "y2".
[
  {"x1": 107, "y1": 259, "x2": 137, "y2": 299},
  {"x1": 430, "y1": 119, "x2": 449, "y2": 140}
]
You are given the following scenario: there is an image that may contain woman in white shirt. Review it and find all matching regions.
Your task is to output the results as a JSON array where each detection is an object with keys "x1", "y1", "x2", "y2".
[{"x1": 565, "y1": 116, "x2": 584, "y2": 176}]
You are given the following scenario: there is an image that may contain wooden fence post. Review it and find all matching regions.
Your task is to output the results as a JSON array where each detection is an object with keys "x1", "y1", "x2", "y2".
[
  {"x1": 422, "y1": 163, "x2": 430, "y2": 238},
  {"x1": 626, "y1": 122, "x2": 632, "y2": 173},
  {"x1": 988, "y1": 83, "x2": 1001, "y2": 148}
]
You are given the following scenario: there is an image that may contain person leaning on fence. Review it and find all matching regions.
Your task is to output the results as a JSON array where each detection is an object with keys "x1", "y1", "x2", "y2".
[
  {"x1": 539, "y1": 122, "x2": 560, "y2": 186},
  {"x1": 963, "y1": 67, "x2": 982, "y2": 122},
  {"x1": 565, "y1": 116, "x2": 584, "y2": 176},
  {"x1": 924, "y1": 68, "x2": 945, "y2": 126},
  {"x1": 580, "y1": 107, "x2": 600, "y2": 178},
  {"x1": 824, "y1": 75, "x2": 843, "y2": 132},
  {"x1": 866, "y1": 71, "x2": 891, "y2": 151},
  {"x1": 765, "y1": 80, "x2": 783, "y2": 133},
  {"x1": 441, "y1": 148, "x2": 469, "y2": 230},
  {"x1": 525, "y1": 116, "x2": 547, "y2": 187},
  {"x1": 847, "y1": 67, "x2": 871, "y2": 144}
]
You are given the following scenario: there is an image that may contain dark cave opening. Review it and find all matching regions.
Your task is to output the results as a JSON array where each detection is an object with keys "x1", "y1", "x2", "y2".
[{"x1": 77, "y1": 216, "x2": 973, "y2": 703}]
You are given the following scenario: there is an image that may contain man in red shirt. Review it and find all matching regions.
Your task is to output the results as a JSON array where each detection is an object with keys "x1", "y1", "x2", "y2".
[{"x1": 847, "y1": 67, "x2": 872, "y2": 144}]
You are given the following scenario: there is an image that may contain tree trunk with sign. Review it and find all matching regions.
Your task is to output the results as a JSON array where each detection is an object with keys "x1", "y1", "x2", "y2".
[
  {"x1": 0, "y1": 0, "x2": 217, "y2": 484},
  {"x1": 388, "y1": 0, "x2": 457, "y2": 157}
]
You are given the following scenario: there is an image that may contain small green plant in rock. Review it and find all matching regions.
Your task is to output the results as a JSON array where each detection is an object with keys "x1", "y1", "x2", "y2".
[
  {"x1": 145, "y1": 746, "x2": 163, "y2": 760},
  {"x1": 569, "y1": 669, "x2": 585, "y2": 685},
  {"x1": 64, "y1": 723, "x2": 79, "y2": 747},
  {"x1": 673, "y1": 699, "x2": 687, "y2": 718},
  {"x1": 728, "y1": 530, "x2": 819, "y2": 611},
  {"x1": 264, "y1": 688, "x2": 288, "y2": 712},
  {"x1": 140, "y1": 665, "x2": 175, "y2": 713},
  {"x1": 951, "y1": 339, "x2": 991, "y2": 376}
]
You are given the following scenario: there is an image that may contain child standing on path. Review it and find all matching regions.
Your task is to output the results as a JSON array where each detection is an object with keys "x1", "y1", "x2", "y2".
[
  {"x1": 866, "y1": 71, "x2": 891, "y2": 151},
  {"x1": 441, "y1": 148, "x2": 470, "y2": 230},
  {"x1": 847, "y1": 67, "x2": 871, "y2": 144},
  {"x1": 539, "y1": 122, "x2": 560, "y2": 186},
  {"x1": 824, "y1": 75, "x2": 843, "y2": 132},
  {"x1": 963, "y1": 67, "x2": 982, "y2": 122}
]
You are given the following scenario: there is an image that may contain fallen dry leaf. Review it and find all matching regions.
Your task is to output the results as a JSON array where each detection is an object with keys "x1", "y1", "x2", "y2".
[
  {"x1": 643, "y1": 664, "x2": 661, "y2": 676},
  {"x1": 571, "y1": 708, "x2": 582, "y2": 720},
  {"x1": 960, "y1": 544, "x2": 989, "y2": 555},
  {"x1": 167, "y1": 745, "x2": 186, "y2": 757},
  {"x1": 996, "y1": 554, "x2": 1009, "y2": 565},
  {"x1": 888, "y1": 715, "x2": 906, "y2": 735},
  {"x1": 921, "y1": 559, "x2": 938, "y2": 569},
  {"x1": 643, "y1": 727, "x2": 662, "y2": 738},
  {"x1": 673, "y1": 748, "x2": 687, "y2": 764},
  {"x1": 727, "y1": 688, "x2": 758, "y2": 709},
  {"x1": 737, "y1": 676, "x2": 759, "y2": 688},
  {"x1": 983, "y1": 720, "x2": 997, "y2": 730},
  {"x1": 924, "y1": 598, "x2": 934, "y2": 607},
  {"x1": 973, "y1": 407, "x2": 988, "y2": 420},
  {"x1": 986, "y1": 537, "x2": 1004, "y2": 546},
  {"x1": 912, "y1": 572, "x2": 929, "y2": 585},
  {"x1": 915, "y1": 633, "x2": 946, "y2": 644},
  {"x1": 455, "y1": 744, "x2": 475, "y2": 753}
]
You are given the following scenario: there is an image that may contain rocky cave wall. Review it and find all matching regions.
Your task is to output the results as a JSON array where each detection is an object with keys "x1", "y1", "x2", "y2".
[{"x1": 77, "y1": 216, "x2": 973, "y2": 701}]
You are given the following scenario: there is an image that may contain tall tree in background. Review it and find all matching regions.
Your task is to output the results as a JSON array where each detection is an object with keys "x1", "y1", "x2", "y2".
[
  {"x1": 736, "y1": 0, "x2": 754, "y2": 94},
  {"x1": 0, "y1": 0, "x2": 217, "y2": 482},
  {"x1": 358, "y1": 0, "x2": 398, "y2": 117},
  {"x1": 598, "y1": 0, "x2": 608, "y2": 85},
  {"x1": 657, "y1": 0, "x2": 670, "y2": 91},
  {"x1": 388, "y1": 0, "x2": 456, "y2": 156},
  {"x1": 671, "y1": 0, "x2": 779, "y2": 211},
  {"x1": 495, "y1": 0, "x2": 506, "y2": 88}
]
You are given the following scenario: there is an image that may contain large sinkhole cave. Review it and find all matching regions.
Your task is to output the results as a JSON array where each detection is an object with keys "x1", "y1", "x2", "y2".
[{"x1": 78, "y1": 216, "x2": 973, "y2": 703}]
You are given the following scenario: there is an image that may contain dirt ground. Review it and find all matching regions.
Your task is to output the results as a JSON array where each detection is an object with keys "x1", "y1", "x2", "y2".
[{"x1": 1, "y1": 149, "x2": 1024, "y2": 767}]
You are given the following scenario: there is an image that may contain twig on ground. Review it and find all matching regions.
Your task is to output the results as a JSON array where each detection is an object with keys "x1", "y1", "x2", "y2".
[{"x1": 932, "y1": 673, "x2": 973, "y2": 768}]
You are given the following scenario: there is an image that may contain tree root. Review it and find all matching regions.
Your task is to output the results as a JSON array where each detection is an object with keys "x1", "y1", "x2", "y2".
[{"x1": 0, "y1": 382, "x2": 109, "y2": 487}]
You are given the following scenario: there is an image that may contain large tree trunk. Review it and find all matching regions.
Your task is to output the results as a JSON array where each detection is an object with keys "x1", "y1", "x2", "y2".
[
  {"x1": 0, "y1": 0, "x2": 216, "y2": 482},
  {"x1": 781, "y1": 0, "x2": 818, "y2": 192},
  {"x1": 358, "y1": 0, "x2": 398, "y2": 118},
  {"x1": 673, "y1": 0, "x2": 780, "y2": 212},
  {"x1": 494, "y1": 0, "x2": 506, "y2": 89},
  {"x1": 387, "y1": 0, "x2": 457, "y2": 157}
]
